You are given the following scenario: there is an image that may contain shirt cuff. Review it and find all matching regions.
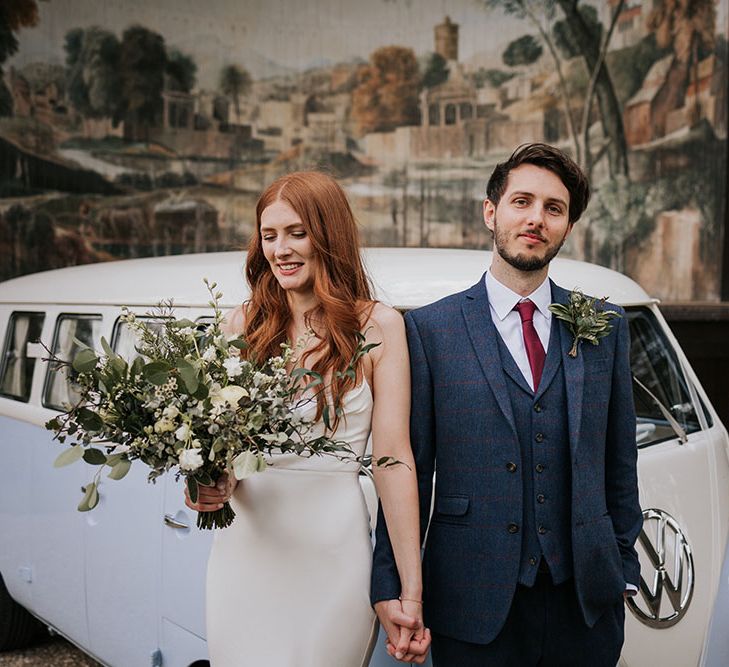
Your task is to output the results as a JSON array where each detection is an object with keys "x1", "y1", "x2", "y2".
[{"x1": 625, "y1": 583, "x2": 638, "y2": 596}]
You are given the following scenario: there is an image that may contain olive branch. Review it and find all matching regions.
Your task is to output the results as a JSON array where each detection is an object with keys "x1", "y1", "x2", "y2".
[{"x1": 548, "y1": 289, "x2": 621, "y2": 358}]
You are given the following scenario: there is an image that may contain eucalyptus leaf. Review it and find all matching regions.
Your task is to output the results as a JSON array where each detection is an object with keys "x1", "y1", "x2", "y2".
[
  {"x1": 187, "y1": 477, "x2": 199, "y2": 504},
  {"x1": 72, "y1": 348, "x2": 98, "y2": 373},
  {"x1": 78, "y1": 482, "x2": 99, "y2": 512},
  {"x1": 228, "y1": 338, "x2": 248, "y2": 350},
  {"x1": 322, "y1": 405, "x2": 331, "y2": 430},
  {"x1": 54, "y1": 445, "x2": 84, "y2": 468},
  {"x1": 76, "y1": 407, "x2": 104, "y2": 432},
  {"x1": 176, "y1": 359, "x2": 199, "y2": 394},
  {"x1": 143, "y1": 361, "x2": 171, "y2": 385},
  {"x1": 82, "y1": 448, "x2": 107, "y2": 465},
  {"x1": 100, "y1": 336, "x2": 114, "y2": 358},
  {"x1": 172, "y1": 319, "x2": 197, "y2": 329},
  {"x1": 108, "y1": 458, "x2": 132, "y2": 480}
]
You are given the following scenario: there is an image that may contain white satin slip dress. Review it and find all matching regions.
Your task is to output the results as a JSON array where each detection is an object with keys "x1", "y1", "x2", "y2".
[{"x1": 206, "y1": 379, "x2": 378, "y2": 666}]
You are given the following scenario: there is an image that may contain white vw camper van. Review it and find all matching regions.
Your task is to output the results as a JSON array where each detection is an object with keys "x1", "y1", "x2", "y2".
[{"x1": 0, "y1": 249, "x2": 727, "y2": 666}]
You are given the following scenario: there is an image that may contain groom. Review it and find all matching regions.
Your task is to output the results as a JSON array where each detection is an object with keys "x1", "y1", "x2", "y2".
[{"x1": 372, "y1": 143, "x2": 642, "y2": 665}]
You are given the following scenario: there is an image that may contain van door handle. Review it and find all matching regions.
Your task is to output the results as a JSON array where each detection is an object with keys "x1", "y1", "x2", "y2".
[{"x1": 163, "y1": 514, "x2": 189, "y2": 530}]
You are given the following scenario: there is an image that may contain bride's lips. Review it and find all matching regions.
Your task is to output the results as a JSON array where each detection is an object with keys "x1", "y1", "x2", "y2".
[{"x1": 277, "y1": 262, "x2": 303, "y2": 276}]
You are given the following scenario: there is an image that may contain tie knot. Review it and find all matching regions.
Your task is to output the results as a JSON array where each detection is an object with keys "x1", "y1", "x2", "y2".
[{"x1": 515, "y1": 299, "x2": 537, "y2": 322}]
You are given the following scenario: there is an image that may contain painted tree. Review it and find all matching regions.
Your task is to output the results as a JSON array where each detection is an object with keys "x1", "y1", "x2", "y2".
[
  {"x1": 647, "y1": 0, "x2": 715, "y2": 131},
  {"x1": 0, "y1": 0, "x2": 40, "y2": 115},
  {"x1": 64, "y1": 27, "x2": 122, "y2": 122},
  {"x1": 421, "y1": 52, "x2": 449, "y2": 89},
  {"x1": 502, "y1": 34, "x2": 543, "y2": 67},
  {"x1": 352, "y1": 46, "x2": 420, "y2": 135},
  {"x1": 484, "y1": 0, "x2": 629, "y2": 178},
  {"x1": 166, "y1": 49, "x2": 197, "y2": 93},
  {"x1": 483, "y1": 0, "x2": 583, "y2": 161},
  {"x1": 119, "y1": 25, "x2": 167, "y2": 141},
  {"x1": 554, "y1": 0, "x2": 629, "y2": 178},
  {"x1": 219, "y1": 64, "x2": 252, "y2": 124}
]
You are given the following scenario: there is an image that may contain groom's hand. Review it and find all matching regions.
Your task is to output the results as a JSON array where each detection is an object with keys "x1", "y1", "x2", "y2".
[{"x1": 374, "y1": 599, "x2": 430, "y2": 663}]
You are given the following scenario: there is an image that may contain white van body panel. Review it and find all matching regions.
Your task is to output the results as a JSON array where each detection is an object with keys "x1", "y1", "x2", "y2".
[{"x1": 0, "y1": 249, "x2": 726, "y2": 667}]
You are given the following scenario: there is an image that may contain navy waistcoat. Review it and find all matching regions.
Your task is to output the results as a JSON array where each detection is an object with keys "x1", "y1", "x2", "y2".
[{"x1": 495, "y1": 322, "x2": 573, "y2": 586}]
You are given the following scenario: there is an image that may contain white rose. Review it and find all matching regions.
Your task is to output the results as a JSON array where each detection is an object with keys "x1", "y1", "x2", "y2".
[
  {"x1": 202, "y1": 346, "x2": 217, "y2": 362},
  {"x1": 223, "y1": 357, "x2": 243, "y2": 378},
  {"x1": 232, "y1": 450, "x2": 266, "y2": 480},
  {"x1": 179, "y1": 448, "x2": 204, "y2": 472},
  {"x1": 210, "y1": 384, "x2": 247, "y2": 408},
  {"x1": 163, "y1": 405, "x2": 179, "y2": 419},
  {"x1": 175, "y1": 423, "x2": 192, "y2": 441},
  {"x1": 154, "y1": 418, "x2": 175, "y2": 434}
]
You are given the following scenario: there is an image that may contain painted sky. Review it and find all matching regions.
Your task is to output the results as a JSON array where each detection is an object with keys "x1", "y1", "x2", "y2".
[
  {"x1": 11, "y1": 0, "x2": 528, "y2": 86},
  {"x1": 11, "y1": 0, "x2": 729, "y2": 90}
]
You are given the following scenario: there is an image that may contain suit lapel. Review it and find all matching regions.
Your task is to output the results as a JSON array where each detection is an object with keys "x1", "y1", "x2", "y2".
[
  {"x1": 551, "y1": 281, "x2": 584, "y2": 457},
  {"x1": 534, "y1": 316, "x2": 562, "y2": 400},
  {"x1": 461, "y1": 276, "x2": 518, "y2": 437}
]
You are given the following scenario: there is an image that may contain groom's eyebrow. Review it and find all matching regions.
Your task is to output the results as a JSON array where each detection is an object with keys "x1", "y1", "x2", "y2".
[{"x1": 510, "y1": 190, "x2": 568, "y2": 209}]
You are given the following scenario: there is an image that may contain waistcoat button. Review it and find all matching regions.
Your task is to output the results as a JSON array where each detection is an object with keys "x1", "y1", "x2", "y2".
[
  {"x1": 535, "y1": 432, "x2": 544, "y2": 443},
  {"x1": 535, "y1": 463, "x2": 545, "y2": 473},
  {"x1": 506, "y1": 462, "x2": 517, "y2": 473},
  {"x1": 507, "y1": 522, "x2": 519, "y2": 534}
]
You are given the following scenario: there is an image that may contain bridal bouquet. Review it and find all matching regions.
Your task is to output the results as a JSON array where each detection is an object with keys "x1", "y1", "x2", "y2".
[{"x1": 46, "y1": 280, "x2": 368, "y2": 529}]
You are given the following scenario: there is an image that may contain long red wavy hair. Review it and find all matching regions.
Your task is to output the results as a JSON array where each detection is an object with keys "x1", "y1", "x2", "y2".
[{"x1": 244, "y1": 171, "x2": 373, "y2": 427}]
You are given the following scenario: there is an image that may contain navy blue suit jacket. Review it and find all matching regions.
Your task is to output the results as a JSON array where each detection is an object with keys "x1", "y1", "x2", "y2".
[{"x1": 371, "y1": 276, "x2": 642, "y2": 645}]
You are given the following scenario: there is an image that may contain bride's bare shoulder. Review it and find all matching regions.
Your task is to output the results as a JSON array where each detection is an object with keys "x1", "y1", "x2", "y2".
[
  {"x1": 361, "y1": 302, "x2": 404, "y2": 342},
  {"x1": 222, "y1": 304, "x2": 247, "y2": 337}
]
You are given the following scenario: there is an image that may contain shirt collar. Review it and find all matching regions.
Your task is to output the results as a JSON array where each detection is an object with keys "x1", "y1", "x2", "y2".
[{"x1": 485, "y1": 271, "x2": 552, "y2": 322}]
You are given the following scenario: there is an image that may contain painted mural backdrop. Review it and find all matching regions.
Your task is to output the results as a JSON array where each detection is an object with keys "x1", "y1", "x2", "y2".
[{"x1": 1, "y1": 0, "x2": 727, "y2": 300}]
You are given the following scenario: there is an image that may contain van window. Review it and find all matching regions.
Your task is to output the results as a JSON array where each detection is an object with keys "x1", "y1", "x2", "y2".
[
  {"x1": 0, "y1": 311, "x2": 45, "y2": 402},
  {"x1": 43, "y1": 315, "x2": 103, "y2": 411},
  {"x1": 112, "y1": 316, "x2": 165, "y2": 361},
  {"x1": 627, "y1": 308, "x2": 702, "y2": 447}
]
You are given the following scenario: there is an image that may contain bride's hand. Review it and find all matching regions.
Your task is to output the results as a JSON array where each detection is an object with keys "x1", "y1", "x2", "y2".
[
  {"x1": 383, "y1": 599, "x2": 431, "y2": 663},
  {"x1": 184, "y1": 472, "x2": 237, "y2": 512}
]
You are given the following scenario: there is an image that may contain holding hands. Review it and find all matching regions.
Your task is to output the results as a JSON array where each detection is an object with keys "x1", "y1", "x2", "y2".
[{"x1": 374, "y1": 598, "x2": 431, "y2": 664}]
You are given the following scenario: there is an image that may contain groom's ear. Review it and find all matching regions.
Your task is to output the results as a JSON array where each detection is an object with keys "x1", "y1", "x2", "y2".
[{"x1": 483, "y1": 199, "x2": 496, "y2": 233}]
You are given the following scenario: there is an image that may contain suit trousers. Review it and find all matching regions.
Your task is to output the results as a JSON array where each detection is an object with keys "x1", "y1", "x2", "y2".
[{"x1": 431, "y1": 573, "x2": 625, "y2": 667}]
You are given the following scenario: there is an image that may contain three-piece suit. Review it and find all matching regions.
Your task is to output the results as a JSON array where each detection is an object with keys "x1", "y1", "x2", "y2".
[{"x1": 371, "y1": 275, "x2": 642, "y2": 662}]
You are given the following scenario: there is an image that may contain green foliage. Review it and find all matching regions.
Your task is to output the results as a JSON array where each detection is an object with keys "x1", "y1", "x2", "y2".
[
  {"x1": 166, "y1": 49, "x2": 197, "y2": 93},
  {"x1": 53, "y1": 444, "x2": 84, "y2": 468},
  {"x1": 552, "y1": 3, "x2": 602, "y2": 60},
  {"x1": 502, "y1": 34, "x2": 543, "y2": 67},
  {"x1": 606, "y1": 34, "x2": 671, "y2": 105},
  {"x1": 78, "y1": 482, "x2": 99, "y2": 512},
  {"x1": 548, "y1": 290, "x2": 621, "y2": 357},
  {"x1": 421, "y1": 52, "x2": 449, "y2": 89},
  {"x1": 219, "y1": 64, "x2": 252, "y2": 122},
  {"x1": 64, "y1": 27, "x2": 122, "y2": 121},
  {"x1": 0, "y1": 74, "x2": 12, "y2": 116},
  {"x1": 471, "y1": 67, "x2": 514, "y2": 89},
  {"x1": 119, "y1": 25, "x2": 167, "y2": 129}
]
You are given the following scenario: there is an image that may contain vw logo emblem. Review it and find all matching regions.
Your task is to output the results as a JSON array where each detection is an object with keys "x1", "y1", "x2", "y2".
[{"x1": 627, "y1": 508, "x2": 694, "y2": 628}]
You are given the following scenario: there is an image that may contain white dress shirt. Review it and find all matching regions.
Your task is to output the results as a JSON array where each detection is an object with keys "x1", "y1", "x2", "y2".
[{"x1": 485, "y1": 271, "x2": 552, "y2": 388}]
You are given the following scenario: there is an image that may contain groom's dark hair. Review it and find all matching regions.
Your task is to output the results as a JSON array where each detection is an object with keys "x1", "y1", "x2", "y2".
[{"x1": 486, "y1": 143, "x2": 590, "y2": 224}]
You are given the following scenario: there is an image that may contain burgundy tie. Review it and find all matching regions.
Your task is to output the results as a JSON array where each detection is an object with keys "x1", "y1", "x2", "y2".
[{"x1": 515, "y1": 300, "x2": 545, "y2": 391}]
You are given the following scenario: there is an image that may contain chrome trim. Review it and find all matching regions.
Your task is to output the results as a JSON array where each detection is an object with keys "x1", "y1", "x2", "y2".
[
  {"x1": 627, "y1": 508, "x2": 695, "y2": 628},
  {"x1": 163, "y1": 514, "x2": 189, "y2": 530}
]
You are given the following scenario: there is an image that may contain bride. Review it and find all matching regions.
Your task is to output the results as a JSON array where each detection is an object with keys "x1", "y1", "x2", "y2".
[{"x1": 186, "y1": 171, "x2": 428, "y2": 666}]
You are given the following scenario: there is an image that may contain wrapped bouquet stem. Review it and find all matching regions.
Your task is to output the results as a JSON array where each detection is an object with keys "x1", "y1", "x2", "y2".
[{"x1": 46, "y1": 280, "x2": 376, "y2": 530}]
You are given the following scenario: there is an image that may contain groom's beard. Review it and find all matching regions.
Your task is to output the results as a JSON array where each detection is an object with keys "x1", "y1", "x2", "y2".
[{"x1": 493, "y1": 217, "x2": 569, "y2": 272}]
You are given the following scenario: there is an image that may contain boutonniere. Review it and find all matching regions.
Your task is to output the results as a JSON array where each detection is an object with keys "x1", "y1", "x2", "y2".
[{"x1": 548, "y1": 289, "x2": 622, "y2": 358}]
